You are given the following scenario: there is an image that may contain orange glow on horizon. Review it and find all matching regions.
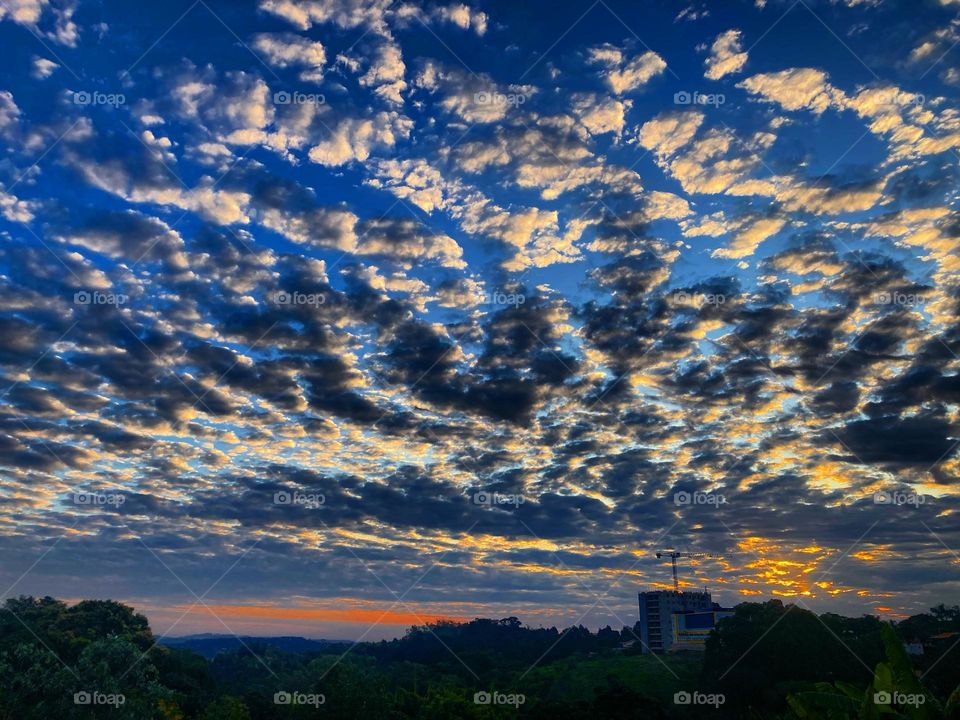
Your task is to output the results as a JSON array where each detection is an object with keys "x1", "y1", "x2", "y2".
[{"x1": 173, "y1": 603, "x2": 467, "y2": 626}]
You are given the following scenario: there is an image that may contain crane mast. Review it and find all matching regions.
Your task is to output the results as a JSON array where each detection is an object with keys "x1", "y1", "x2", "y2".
[{"x1": 655, "y1": 550, "x2": 715, "y2": 592}]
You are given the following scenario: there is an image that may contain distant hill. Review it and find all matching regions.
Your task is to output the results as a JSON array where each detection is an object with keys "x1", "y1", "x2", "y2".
[{"x1": 158, "y1": 633, "x2": 350, "y2": 658}]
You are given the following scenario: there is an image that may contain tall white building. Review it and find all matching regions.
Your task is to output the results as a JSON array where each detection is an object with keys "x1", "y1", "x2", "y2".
[{"x1": 638, "y1": 590, "x2": 722, "y2": 653}]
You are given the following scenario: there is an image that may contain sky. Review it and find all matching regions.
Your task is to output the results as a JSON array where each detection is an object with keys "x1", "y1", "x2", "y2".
[{"x1": 0, "y1": 0, "x2": 958, "y2": 642}]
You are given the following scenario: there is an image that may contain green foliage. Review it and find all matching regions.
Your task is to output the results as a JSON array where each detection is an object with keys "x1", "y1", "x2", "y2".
[
  {"x1": 945, "y1": 685, "x2": 960, "y2": 720},
  {"x1": 895, "y1": 606, "x2": 960, "y2": 701},
  {"x1": 0, "y1": 636, "x2": 173, "y2": 720},
  {"x1": 153, "y1": 645, "x2": 216, "y2": 717},
  {"x1": 0, "y1": 641, "x2": 75, "y2": 720},
  {"x1": 3, "y1": 596, "x2": 959, "y2": 719},
  {"x1": 702, "y1": 600, "x2": 884, "y2": 714},
  {"x1": 0, "y1": 596, "x2": 153, "y2": 663},
  {"x1": 199, "y1": 696, "x2": 250, "y2": 720},
  {"x1": 787, "y1": 624, "x2": 947, "y2": 720},
  {"x1": 520, "y1": 651, "x2": 698, "y2": 706}
]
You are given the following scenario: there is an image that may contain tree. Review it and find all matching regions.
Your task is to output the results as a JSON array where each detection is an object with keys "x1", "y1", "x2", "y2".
[
  {"x1": 0, "y1": 642, "x2": 75, "y2": 720},
  {"x1": 787, "y1": 624, "x2": 958, "y2": 720},
  {"x1": 200, "y1": 696, "x2": 250, "y2": 720},
  {"x1": 702, "y1": 600, "x2": 882, "y2": 713},
  {"x1": 69, "y1": 636, "x2": 175, "y2": 719},
  {"x1": 0, "y1": 597, "x2": 153, "y2": 663}
]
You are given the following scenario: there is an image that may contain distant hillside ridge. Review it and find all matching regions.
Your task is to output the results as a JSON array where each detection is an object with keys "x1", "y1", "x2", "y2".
[{"x1": 158, "y1": 634, "x2": 350, "y2": 658}]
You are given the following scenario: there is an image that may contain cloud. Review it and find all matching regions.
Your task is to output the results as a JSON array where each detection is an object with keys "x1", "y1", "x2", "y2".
[
  {"x1": 430, "y1": 3, "x2": 488, "y2": 35},
  {"x1": 3, "y1": 0, "x2": 960, "y2": 629},
  {"x1": 253, "y1": 33, "x2": 327, "y2": 82},
  {"x1": 368, "y1": 158, "x2": 449, "y2": 212},
  {"x1": 0, "y1": 91, "x2": 20, "y2": 133},
  {"x1": 638, "y1": 111, "x2": 704, "y2": 157},
  {"x1": 258, "y1": 0, "x2": 392, "y2": 33},
  {"x1": 0, "y1": 0, "x2": 78, "y2": 45},
  {"x1": 738, "y1": 68, "x2": 847, "y2": 114},
  {"x1": 355, "y1": 217, "x2": 466, "y2": 269},
  {"x1": 258, "y1": 205, "x2": 359, "y2": 252},
  {"x1": 53, "y1": 210, "x2": 189, "y2": 271},
  {"x1": 435, "y1": 277, "x2": 486, "y2": 308},
  {"x1": 358, "y1": 42, "x2": 407, "y2": 105},
  {"x1": 396, "y1": 2, "x2": 488, "y2": 35},
  {"x1": 588, "y1": 46, "x2": 668, "y2": 94},
  {"x1": 510, "y1": 124, "x2": 643, "y2": 200},
  {"x1": 0, "y1": 188, "x2": 35, "y2": 222},
  {"x1": 908, "y1": 24, "x2": 959, "y2": 66},
  {"x1": 831, "y1": 414, "x2": 956, "y2": 467},
  {"x1": 643, "y1": 191, "x2": 693, "y2": 221},
  {"x1": 416, "y1": 61, "x2": 535, "y2": 123},
  {"x1": 308, "y1": 112, "x2": 413, "y2": 165},
  {"x1": 704, "y1": 29, "x2": 748, "y2": 80},
  {"x1": 570, "y1": 94, "x2": 631, "y2": 136},
  {"x1": 172, "y1": 71, "x2": 275, "y2": 134},
  {"x1": 711, "y1": 216, "x2": 787, "y2": 259},
  {"x1": 31, "y1": 56, "x2": 59, "y2": 79},
  {"x1": 62, "y1": 136, "x2": 253, "y2": 225},
  {"x1": 371, "y1": 155, "x2": 591, "y2": 270}
]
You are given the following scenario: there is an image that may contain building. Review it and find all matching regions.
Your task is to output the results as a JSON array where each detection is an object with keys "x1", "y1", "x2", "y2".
[
  {"x1": 638, "y1": 590, "x2": 713, "y2": 653},
  {"x1": 638, "y1": 590, "x2": 732, "y2": 653},
  {"x1": 671, "y1": 608, "x2": 735, "y2": 650}
]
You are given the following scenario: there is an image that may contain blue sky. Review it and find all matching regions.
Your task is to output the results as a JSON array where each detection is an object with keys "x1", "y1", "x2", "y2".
[{"x1": 0, "y1": 0, "x2": 958, "y2": 640}]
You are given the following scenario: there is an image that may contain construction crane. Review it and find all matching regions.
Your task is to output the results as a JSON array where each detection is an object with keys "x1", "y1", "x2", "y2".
[{"x1": 655, "y1": 551, "x2": 716, "y2": 592}]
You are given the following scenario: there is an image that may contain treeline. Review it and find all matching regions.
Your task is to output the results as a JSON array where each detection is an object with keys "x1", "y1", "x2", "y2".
[
  {"x1": 700, "y1": 599, "x2": 960, "y2": 717},
  {"x1": 0, "y1": 596, "x2": 958, "y2": 718},
  {"x1": 361, "y1": 616, "x2": 641, "y2": 667}
]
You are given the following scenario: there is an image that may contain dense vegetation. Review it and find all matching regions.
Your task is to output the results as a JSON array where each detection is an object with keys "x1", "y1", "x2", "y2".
[{"x1": 0, "y1": 596, "x2": 958, "y2": 718}]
